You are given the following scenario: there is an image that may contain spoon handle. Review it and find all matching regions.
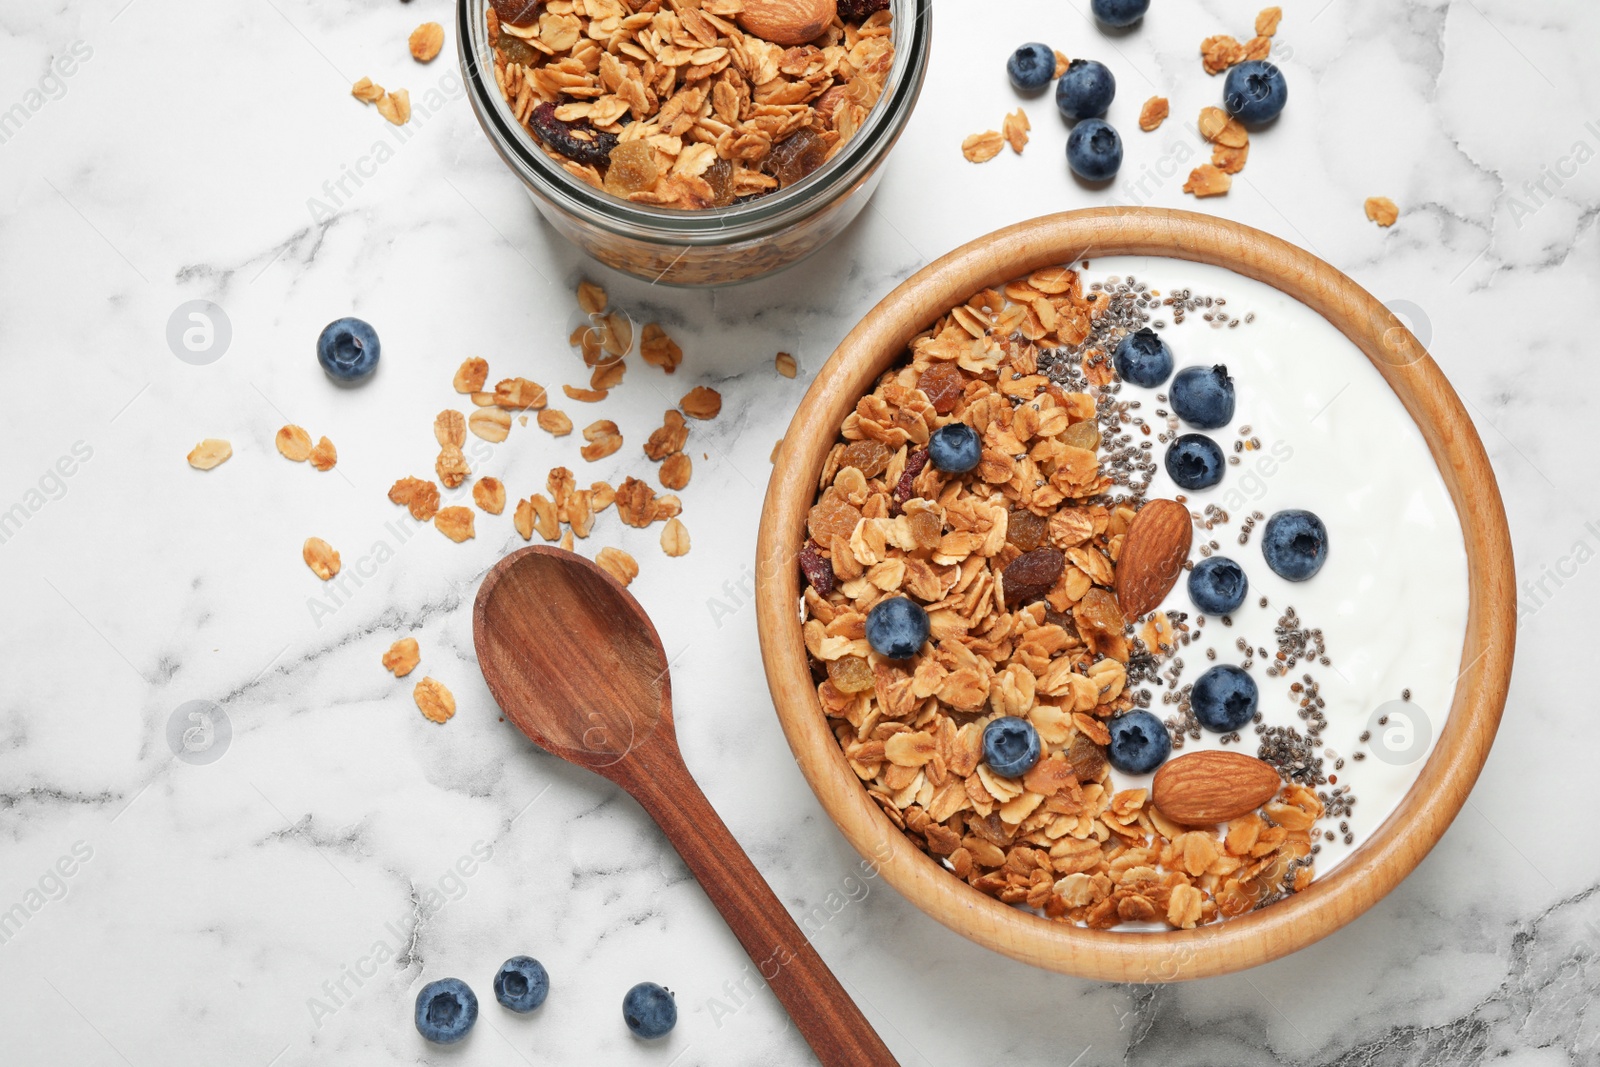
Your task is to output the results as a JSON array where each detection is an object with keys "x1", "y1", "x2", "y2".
[{"x1": 631, "y1": 762, "x2": 900, "y2": 1066}]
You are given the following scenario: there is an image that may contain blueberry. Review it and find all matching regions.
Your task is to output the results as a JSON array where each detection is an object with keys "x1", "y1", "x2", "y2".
[
  {"x1": 927, "y1": 422, "x2": 981, "y2": 474},
  {"x1": 1106, "y1": 711, "x2": 1171, "y2": 775},
  {"x1": 1007, "y1": 42, "x2": 1056, "y2": 93},
  {"x1": 1091, "y1": 0, "x2": 1150, "y2": 27},
  {"x1": 1055, "y1": 59, "x2": 1115, "y2": 121},
  {"x1": 1113, "y1": 327, "x2": 1173, "y2": 387},
  {"x1": 1223, "y1": 60, "x2": 1288, "y2": 124},
  {"x1": 982, "y1": 717, "x2": 1042, "y2": 778},
  {"x1": 865, "y1": 597, "x2": 929, "y2": 660},
  {"x1": 1190, "y1": 665, "x2": 1258, "y2": 732},
  {"x1": 494, "y1": 956, "x2": 549, "y2": 1013},
  {"x1": 415, "y1": 978, "x2": 478, "y2": 1044},
  {"x1": 316, "y1": 317, "x2": 381, "y2": 382},
  {"x1": 1188, "y1": 556, "x2": 1248, "y2": 615},
  {"x1": 1165, "y1": 434, "x2": 1224, "y2": 491},
  {"x1": 1169, "y1": 364, "x2": 1235, "y2": 428},
  {"x1": 1066, "y1": 119, "x2": 1123, "y2": 182},
  {"x1": 623, "y1": 982, "x2": 677, "y2": 1040},
  {"x1": 1261, "y1": 509, "x2": 1328, "y2": 581}
]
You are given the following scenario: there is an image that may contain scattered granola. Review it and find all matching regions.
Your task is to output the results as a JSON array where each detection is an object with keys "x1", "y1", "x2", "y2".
[
  {"x1": 661, "y1": 451, "x2": 692, "y2": 490},
  {"x1": 1002, "y1": 109, "x2": 1030, "y2": 154},
  {"x1": 383, "y1": 637, "x2": 421, "y2": 677},
  {"x1": 276, "y1": 425, "x2": 313, "y2": 462},
  {"x1": 389, "y1": 476, "x2": 441, "y2": 521},
  {"x1": 376, "y1": 88, "x2": 411, "y2": 126},
  {"x1": 961, "y1": 130, "x2": 1005, "y2": 164},
  {"x1": 537, "y1": 409, "x2": 574, "y2": 436},
  {"x1": 352, "y1": 77, "x2": 386, "y2": 104},
  {"x1": 1183, "y1": 164, "x2": 1232, "y2": 198},
  {"x1": 596, "y1": 546, "x2": 639, "y2": 586},
  {"x1": 640, "y1": 324, "x2": 684, "y2": 373},
  {"x1": 187, "y1": 439, "x2": 232, "y2": 470},
  {"x1": 469, "y1": 407, "x2": 513, "y2": 443},
  {"x1": 435, "y1": 410, "x2": 466, "y2": 447},
  {"x1": 680, "y1": 386, "x2": 723, "y2": 420},
  {"x1": 661, "y1": 516, "x2": 691, "y2": 556},
  {"x1": 1138, "y1": 96, "x2": 1169, "y2": 132},
  {"x1": 413, "y1": 676, "x2": 456, "y2": 723},
  {"x1": 303, "y1": 537, "x2": 341, "y2": 581},
  {"x1": 1256, "y1": 7, "x2": 1282, "y2": 37},
  {"x1": 1200, "y1": 35, "x2": 1245, "y2": 75},
  {"x1": 436, "y1": 445, "x2": 471, "y2": 488},
  {"x1": 581, "y1": 419, "x2": 624, "y2": 461},
  {"x1": 1365, "y1": 196, "x2": 1399, "y2": 227},
  {"x1": 309, "y1": 436, "x2": 338, "y2": 472},
  {"x1": 409, "y1": 22, "x2": 445, "y2": 63},
  {"x1": 474, "y1": 477, "x2": 507, "y2": 515},
  {"x1": 775, "y1": 351, "x2": 798, "y2": 378},
  {"x1": 454, "y1": 358, "x2": 489, "y2": 393},
  {"x1": 435, "y1": 506, "x2": 476, "y2": 542}
]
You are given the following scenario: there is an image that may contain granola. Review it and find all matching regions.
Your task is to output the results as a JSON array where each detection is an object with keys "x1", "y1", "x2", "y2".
[
  {"x1": 485, "y1": 0, "x2": 894, "y2": 209},
  {"x1": 383, "y1": 637, "x2": 421, "y2": 677},
  {"x1": 800, "y1": 265, "x2": 1319, "y2": 930},
  {"x1": 187, "y1": 439, "x2": 232, "y2": 470}
]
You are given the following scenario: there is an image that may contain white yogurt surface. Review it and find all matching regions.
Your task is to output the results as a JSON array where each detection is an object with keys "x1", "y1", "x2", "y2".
[{"x1": 1086, "y1": 256, "x2": 1471, "y2": 881}]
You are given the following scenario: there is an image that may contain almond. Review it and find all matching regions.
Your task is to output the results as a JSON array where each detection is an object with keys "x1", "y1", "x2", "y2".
[
  {"x1": 1152, "y1": 750, "x2": 1282, "y2": 825},
  {"x1": 1114, "y1": 498, "x2": 1192, "y2": 619},
  {"x1": 736, "y1": 0, "x2": 836, "y2": 46}
]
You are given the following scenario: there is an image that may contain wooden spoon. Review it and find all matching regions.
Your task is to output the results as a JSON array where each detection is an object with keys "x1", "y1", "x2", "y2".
[{"x1": 473, "y1": 546, "x2": 898, "y2": 1067}]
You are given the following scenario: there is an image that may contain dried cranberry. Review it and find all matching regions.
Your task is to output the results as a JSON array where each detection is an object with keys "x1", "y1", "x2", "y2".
[
  {"x1": 890, "y1": 448, "x2": 929, "y2": 515},
  {"x1": 1001, "y1": 548, "x2": 1065, "y2": 608},
  {"x1": 838, "y1": 0, "x2": 890, "y2": 20},
  {"x1": 798, "y1": 541, "x2": 835, "y2": 596},
  {"x1": 493, "y1": 0, "x2": 542, "y2": 27},
  {"x1": 529, "y1": 102, "x2": 618, "y2": 168}
]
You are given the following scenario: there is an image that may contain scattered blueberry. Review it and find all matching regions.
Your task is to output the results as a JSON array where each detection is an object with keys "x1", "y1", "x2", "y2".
[
  {"x1": 1165, "y1": 434, "x2": 1225, "y2": 491},
  {"x1": 1113, "y1": 327, "x2": 1173, "y2": 387},
  {"x1": 1169, "y1": 364, "x2": 1235, "y2": 428},
  {"x1": 1007, "y1": 42, "x2": 1056, "y2": 93},
  {"x1": 865, "y1": 597, "x2": 930, "y2": 660},
  {"x1": 415, "y1": 978, "x2": 478, "y2": 1044},
  {"x1": 1188, "y1": 556, "x2": 1249, "y2": 616},
  {"x1": 1091, "y1": 0, "x2": 1150, "y2": 27},
  {"x1": 1223, "y1": 60, "x2": 1288, "y2": 124},
  {"x1": 316, "y1": 317, "x2": 381, "y2": 382},
  {"x1": 982, "y1": 717, "x2": 1042, "y2": 778},
  {"x1": 1055, "y1": 59, "x2": 1115, "y2": 121},
  {"x1": 623, "y1": 982, "x2": 677, "y2": 1040},
  {"x1": 927, "y1": 422, "x2": 982, "y2": 474},
  {"x1": 1066, "y1": 119, "x2": 1123, "y2": 181},
  {"x1": 1106, "y1": 711, "x2": 1171, "y2": 775},
  {"x1": 494, "y1": 957, "x2": 549, "y2": 1014},
  {"x1": 1190, "y1": 665, "x2": 1259, "y2": 732},
  {"x1": 1261, "y1": 509, "x2": 1329, "y2": 581}
]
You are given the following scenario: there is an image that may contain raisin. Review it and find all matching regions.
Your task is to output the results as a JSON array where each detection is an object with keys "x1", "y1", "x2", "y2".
[
  {"x1": 766, "y1": 128, "x2": 828, "y2": 188},
  {"x1": 493, "y1": 0, "x2": 542, "y2": 27},
  {"x1": 839, "y1": 440, "x2": 890, "y2": 478},
  {"x1": 1007, "y1": 509, "x2": 1048, "y2": 552},
  {"x1": 603, "y1": 141, "x2": 659, "y2": 197},
  {"x1": 798, "y1": 541, "x2": 834, "y2": 596},
  {"x1": 529, "y1": 102, "x2": 618, "y2": 168},
  {"x1": 890, "y1": 448, "x2": 929, "y2": 515},
  {"x1": 828, "y1": 656, "x2": 875, "y2": 694},
  {"x1": 1066, "y1": 734, "x2": 1106, "y2": 782},
  {"x1": 1001, "y1": 547, "x2": 1065, "y2": 607},
  {"x1": 496, "y1": 36, "x2": 540, "y2": 67},
  {"x1": 1075, "y1": 586, "x2": 1125, "y2": 638},
  {"x1": 837, "y1": 0, "x2": 890, "y2": 19},
  {"x1": 808, "y1": 489, "x2": 862, "y2": 543},
  {"x1": 917, "y1": 363, "x2": 967, "y2": 414},
  {"x1": 705, "y1": 158, "x2": 737, "y2": 207},
  {"x1": 908, "y1": 510, "x2": 942, "y2": 550},
  {"x1": 1061, "y1": 421, "x2": 1101, "y2": 451}
]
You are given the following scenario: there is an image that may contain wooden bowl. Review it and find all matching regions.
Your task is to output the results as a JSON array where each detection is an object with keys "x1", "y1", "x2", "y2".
[{"x1": 754, "y1": 208, "x2": 1515, "y2": 981}]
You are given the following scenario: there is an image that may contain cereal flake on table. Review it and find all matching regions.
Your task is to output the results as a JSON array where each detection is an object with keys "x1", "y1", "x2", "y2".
[
  {"x1": 1365, "y1": 196, "x2": 1399, "y2": 227},
  {"x1": 187, "y1": 439, "x2": 232, "y2": 470}
]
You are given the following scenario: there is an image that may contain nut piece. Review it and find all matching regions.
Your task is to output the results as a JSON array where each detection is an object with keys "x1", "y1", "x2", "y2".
[
  {"x1": 434, "y1": 410, "x2": 466, "y2": 447},
  {"x1": 1139, "y1": 96, "x2": 1169, "y2": 132},
  {"x1": 382, "y1": 637, "x2": 420, "y2": 677},
  {"x1": 376, "y1": 89, "x2": 411, "y2": 126},
  {"x1": 537, "y1": 409, "x2": 573, "y2": 436},
  {"x1": 409, "y1": 22, "x2": 444, "y2": 63},
  {"x1": 660, "y1": 517, "x2": 690, "y2": 556},
  {"x1": 680, "y1": 386, "x2": 722, "y2": 420},
  {"x1": 187, "y1": 439, "x2": 232, "y2": 470},
  {"x1": 435, "y1": 446, "x2": 470, "y2": 488},
  {"x1": 303, "y1": 537, "x2": 341, "y2": 580},
  {"x1": 1114, "y1": 499, "x2": 1194, "y2": 620},
  {"x1": 1152, "y1": 751, "x2": 1282, "y2": 825},
  {"x1": 351, "y1": 77, "x2": 385, "y2": 103},
  {"x1": 596, "y1": 546, "x2": 639, "y2": 586},
  {"x1": 1365, "y1": 196, "x2": 1400, "y2": 227},
  {"x1": 736, "y1": 0, "x2": 837, "y2": 47},
  {"x1": 309, "y1": 436, "x2": 338, "y2": 471},
  {"x1": 961, "y1": 130, "x2": 1004, "y2": 164},
  {"x1": 775, "y1": 352, "x2": 798, "y2": 378},
  {"x1": 434, "y1": 506, "x2": 476, "y2": 542},
  {"x1": 413, "y1": 677, "x2": 456, "y2": 723},
  {"x1": 276, "y1": 425, "x2": 313, "y2": 462},
  {"x1": 388, "y1": 477, "x2": 440, "y2": 521},
  {"x1": 1183, "y1": 164, "x2": 1232, "y2": 198},
  {"x1": 473, "y1": 477, "x2": 506, "y2": 515},
  {"x1": 453, "y1": 358, "x2": 488, "y2": 393},
  {"x1": 660, "y1": 451, "x2": 692, "y2": 490},
  {"x1": 469, "y1": 407, "x2": 512, "y2": 443}
]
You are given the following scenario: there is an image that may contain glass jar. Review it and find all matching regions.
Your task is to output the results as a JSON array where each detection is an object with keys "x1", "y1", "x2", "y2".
[{"x1": 457, "y1": 0, "x2": 931, "y2": 287}]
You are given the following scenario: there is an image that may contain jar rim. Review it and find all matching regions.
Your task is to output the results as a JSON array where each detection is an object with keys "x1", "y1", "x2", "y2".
[{"x1": 457, "y1": 0, "x2": 931, "y2": 246}]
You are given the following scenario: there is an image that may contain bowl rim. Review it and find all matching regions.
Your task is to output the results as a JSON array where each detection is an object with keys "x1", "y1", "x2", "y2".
[{"x1": 753, "y1": 208, "x2": 1515, "y2": 982}]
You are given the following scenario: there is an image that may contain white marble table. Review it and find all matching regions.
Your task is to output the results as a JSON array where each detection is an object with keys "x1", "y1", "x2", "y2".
[{"x1": 2, "y1": 0, "x2": 1596, "y2": 1063}]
